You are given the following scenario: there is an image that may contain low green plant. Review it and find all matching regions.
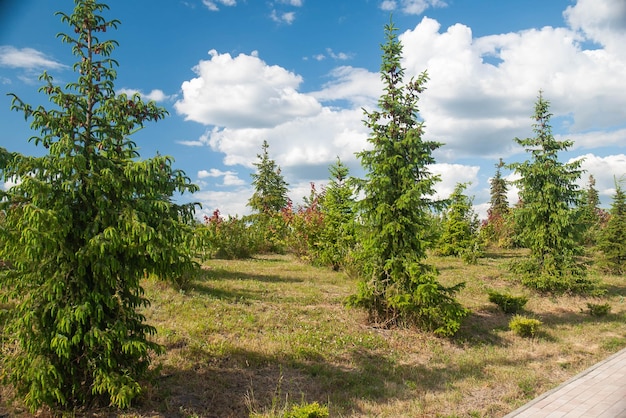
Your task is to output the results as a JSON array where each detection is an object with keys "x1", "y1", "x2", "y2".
[
  {"x1": 509, "y1": 315, "x2": 542, "y2": 338},
  {"x1": 283, "y1": 402, "x2": 329, "y2": 418},
  {"x1": 487, "y1": 290, "x2": 528, "y2": 314},
  {"x1": 585, "y1": 302, "x2": 611, "y2": 317}
]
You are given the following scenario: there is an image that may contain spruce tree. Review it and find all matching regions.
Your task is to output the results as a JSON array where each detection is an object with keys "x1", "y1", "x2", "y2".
[
  {"x1": 482, "y1": 158, "x2": 513, "y2": 248},
  {"x1": 597, "y1": 180, "x2": 626, "y2": 274},
  {"x1": 317, "y1": 157, "x2": 357, "y2": 271},
  {"x1": 580, "y1": 174, "x2": 602, "y2": 245},
  {"x1": 248, "y1": 140, "x2": 289, "y2": 214},
  {"x1": 347, "y1": 20, "x2": 467, "y2": 336},
  {"x1": 436, "y1": 183, "x2": 480, "y2": 261},
  {"x1": 508, "y1": 92, "x2": 591, "y2": 293},
  {"x1": 0, "y1": 0, "x2": 198, "y2": 410},
  {"x1": 490, "y1": 158, "x2": 509, "y2": 217},
  {"x1": 247, "y1": 140, "x2": 289, "y2": 252}
]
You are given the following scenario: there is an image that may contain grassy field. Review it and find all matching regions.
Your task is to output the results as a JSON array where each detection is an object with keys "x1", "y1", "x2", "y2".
[{"x1": 2, "y1": 249, "x2": 626, "y2": 417}]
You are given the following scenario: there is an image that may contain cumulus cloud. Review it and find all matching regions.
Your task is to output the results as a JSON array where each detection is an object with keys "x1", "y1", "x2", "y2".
[
  {"x1": 430, "y1": 163, "x2": 480, "y2": 200},
  {"x1": 202, "y1": 107, "x2": 368, "y2": 174},
  {"x1": 572, "y1": 153, "x2": 626, "y2": 199},
  {"x1": 0, "y1": 46, "x2": 66, "y2": 70},
  {"x1": 398, "y1": 14, "x2": 626, "y2": 159},
  {"x1": 178, "y1": 0, "x2": 626, "y2": 217},
  {"x1": 175, "y1": 49, "x2": 322, "y2": 128},
  {"x1": 564, "y1": 0, "x2": 626, "y2": 54}
]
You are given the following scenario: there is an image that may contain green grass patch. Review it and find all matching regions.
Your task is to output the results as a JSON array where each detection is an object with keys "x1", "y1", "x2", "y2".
[{"x1": 2, "y1": 250, "x2": 625, "y2": 417}]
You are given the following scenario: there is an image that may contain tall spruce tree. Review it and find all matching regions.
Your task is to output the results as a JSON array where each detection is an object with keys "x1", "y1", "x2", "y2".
[
  {"x1": 508, "y1": 92, "x2": 591, "y2": 293},
  {"x1": 0, "y1": 0, "x2": 198, "y2": 410},
  {"x1": 347, "y1": 20, "x2": 467, "y2": 336},
  {"x1": 597, "y1": 180, "x2": 626, "y2": 274}
]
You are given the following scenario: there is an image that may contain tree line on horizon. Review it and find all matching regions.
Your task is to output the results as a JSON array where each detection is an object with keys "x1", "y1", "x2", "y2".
[{"x1": 0, "y1": 0, "x2": 624, "y2": 413}]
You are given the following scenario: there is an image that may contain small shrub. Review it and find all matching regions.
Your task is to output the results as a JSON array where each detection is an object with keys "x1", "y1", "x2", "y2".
[
  {"x1": 509, "y1": 315, "x2": 542, "y2": 338},
  {"x1": 487, "y1": 290, "x2": 528, "y2": 314},
  {"x1": 585, "y1": 302, "x2": 611, "y2": 317},
  {"x1": 283, "y1": 402, "x2": 329, "y2": 418}
]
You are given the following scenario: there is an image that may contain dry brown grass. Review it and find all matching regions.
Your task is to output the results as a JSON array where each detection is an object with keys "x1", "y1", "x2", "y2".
[{"x1": 1, "y1": 250, "x2": 625, "y2": 417}]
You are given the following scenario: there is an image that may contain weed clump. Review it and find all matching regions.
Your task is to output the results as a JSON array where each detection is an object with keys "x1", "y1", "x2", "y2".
[
  {"x1": 283, "y1": 402, "x2": 329, "y2": 418},
  {"x1": 509, "y1": 315, "x2": 542, "y2": 338},
  {"x1": 487, "y1": 290, "x2": 528, "y2": 314},
  {"x1": 585, "y1": 302, "x2": 611, "y2": 317}
]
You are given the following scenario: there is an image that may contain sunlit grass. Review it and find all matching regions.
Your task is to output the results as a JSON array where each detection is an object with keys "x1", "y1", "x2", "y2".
[{"x1": 2, "y1": 250, "x2": 625, "y2": 417}]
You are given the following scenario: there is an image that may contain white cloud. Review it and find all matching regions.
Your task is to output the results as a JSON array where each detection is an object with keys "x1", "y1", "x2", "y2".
[
  {"x1": 2, "y1": 177, "x2": 20, "y2": 191},
  {"x1": 564, "y1": 0, "x2": 626, "y2": 55},
  {"x1": 201, "y1": 107, "x2": 368, "y2": 174},
  {"x1": 571, "y1": 153, "x2": 626, "y2": 202},
  {"x1": 270, "y1": 10, "x2": 296, "y2": 24},
  {"x1": 278, "y1": 0, "x2": 303, "y2": 6},
  {"x1": 0, "y1": 46, "x2": 66, "y2": 70},
  {"x1": 195, "y1": 188, "x2": 252, "y2": 218},
  {"x1": 175, "y1": 49, "x2": 322, "y2": 128},
  {"x1": 202, "y1": 0, "x2": 236, "y2": 11},
  {"x1": 379, "y1": 0, "x2": 447, "y2": 15},
  {"x1": 430, "y1": 163, "x2": 480, "y2": 200},
  {"x1": 177, "y1": 0, "x2": 626, "y2": 217},
  {"x1": 326, "y1": 48, "x2": 352, "y2": 60},
  {"x1": 117, "y1": 88, "x2": 172, "y2": 102},
  {"x1": 311, "y1": 66, "x2": 381, "y2": 107},
  {"x1": 197, "y1": 168, "x2": 245, "y2": 186},
  {"x1": 397, "y1": 15, "x2": 626, "y2": 159}
]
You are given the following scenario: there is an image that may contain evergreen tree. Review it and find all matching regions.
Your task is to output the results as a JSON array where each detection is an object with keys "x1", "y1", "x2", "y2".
[
  {"x1": 347, "y1": 20, "x2": 467, "y2": 336},
  {"x1": 597, "y1": 180, "x2": 626, "y2": 274},
  {"x1": 0, "y1": 0, "x2": 198, "y2": 410},
  {"x1": 490, "y1": 158, "x2": 509, "y2": 217},
  {"x1": 482, "y1": 158, "x2": 513, "y2": 248},
  {"x1": 508, "y1": 92, "x2": 591, "y2": 293},
  {"x1": 580, "y1": 174, "x2": 602, "y2": 245},
  {"x1": 248, "y1": 140, "x2": 289, "y2": 214},
  {"x1": 247, "y1": 140, "x2": 290, "y2": 253},
  {"x1": 317, "y1": 157, "x2": 357, "y2": 270},
  {"x1": 436, "y1": 183, "x2": 480, "y2": 261}
]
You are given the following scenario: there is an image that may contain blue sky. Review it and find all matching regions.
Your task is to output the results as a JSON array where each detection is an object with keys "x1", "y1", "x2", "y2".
[{"x1": 1, "y1": 0, "x2": 625, "y2": 219}]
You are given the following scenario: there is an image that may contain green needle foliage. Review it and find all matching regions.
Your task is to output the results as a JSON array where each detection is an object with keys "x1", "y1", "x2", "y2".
[
  {"x1": 247, "y1": 140, "x2": 290, "y2": 253},
  {"x1": 248, "y1": 140, "x2": 290, "y2": 214},
  {"x1": 481, "y1": 159, "x2": 514, "y2": 248},
  {"x1": 317, "y1": 157, "x2": 357, "y2": 271},
  {"x1": 0, "y1": 0, "x2": 198, "y2": 411},
  {"x1": 597, "y1": 180, "x2": 626, "y2": 274},
  {"x1": 508, "y1": 92, "x2": 592, "y2": 293},
  {"x1": 347, "y1": 20, "x2": 467, "y2": 336},
  {"x1": 435, "y1": 182, "x2": 480, "y2": 260}
]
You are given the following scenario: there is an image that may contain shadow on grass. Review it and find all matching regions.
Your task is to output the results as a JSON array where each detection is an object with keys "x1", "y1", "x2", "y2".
[
  {"x1": 201, "y1": 267, "x2": 303, "y2": 284},
  {"x1": 455, "y1": 307, "x2": 510, "y2": 346},
  {"x1": 139, "y1": 341, "x2": 532, "y2": 418}
]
